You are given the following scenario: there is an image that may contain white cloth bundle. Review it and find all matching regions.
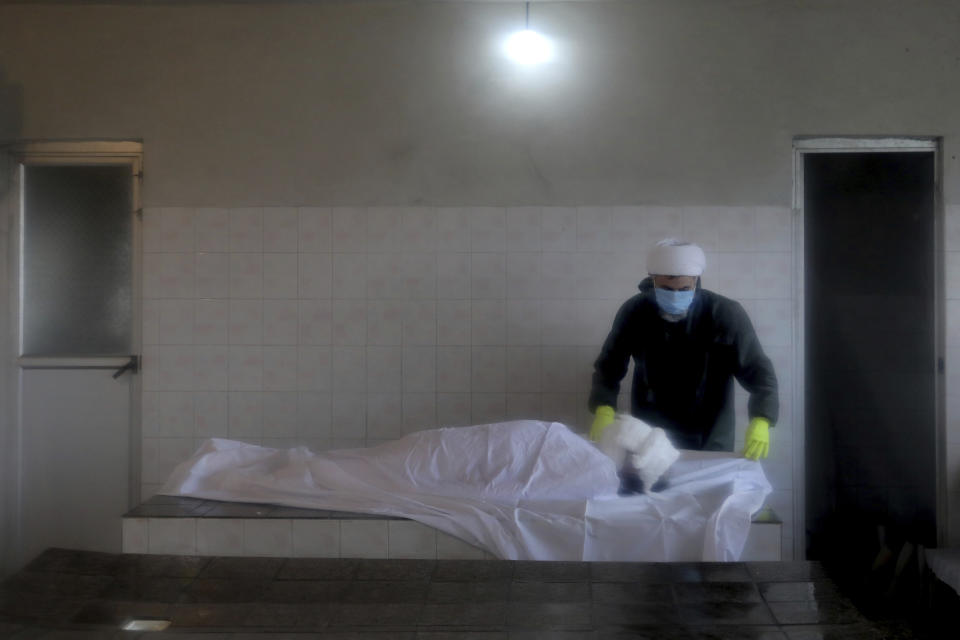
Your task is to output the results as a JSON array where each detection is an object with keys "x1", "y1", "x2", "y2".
[{"x1": 597, "y1": 413, "x2": 680, "y2": 490}]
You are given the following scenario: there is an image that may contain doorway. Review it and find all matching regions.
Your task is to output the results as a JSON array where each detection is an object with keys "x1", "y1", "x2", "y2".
[
  {"x1": 2, "y1": 141, "x2": 142, "y2": 572},
  {"x1": 798, "y1": 138, "x2": 942, "y2": 596}
]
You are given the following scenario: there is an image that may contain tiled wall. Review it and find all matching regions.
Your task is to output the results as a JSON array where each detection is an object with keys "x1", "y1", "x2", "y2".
[{"x1": 140, "y1": 205, "x2": 795, "y2": 555}]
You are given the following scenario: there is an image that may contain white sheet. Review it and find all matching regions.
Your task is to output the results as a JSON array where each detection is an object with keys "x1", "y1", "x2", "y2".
[{"x1": 159, "y1": 420, "x2": 772, "y2": 561}]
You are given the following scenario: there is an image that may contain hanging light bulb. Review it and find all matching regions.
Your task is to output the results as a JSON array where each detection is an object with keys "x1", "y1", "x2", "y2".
[{"x1": 504, "y1": 2, "x2": 554, "y2": 65}]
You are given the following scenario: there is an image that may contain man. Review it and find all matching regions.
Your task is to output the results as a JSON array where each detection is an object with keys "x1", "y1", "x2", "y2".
[{"x1": 588, "y1": 238, "x2": 778, "y2": 460}]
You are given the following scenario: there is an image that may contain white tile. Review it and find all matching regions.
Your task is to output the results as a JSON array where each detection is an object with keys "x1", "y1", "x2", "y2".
[
  {"x1": 160, "y1": 207, "x2": 195, "y2": 253},
  {"x1": 122, "y1": 518, "x2": 150, "y2": 553},
  {"x1": 366, "y1": 253, "x2": 403, "y2": 299},
  {"x1": 400, "y1": 207, "x2": 437, "y2": 252},
  {"x1": 340, "y1": 520, "x2": 388, "y2": 559},
  {"x1": 263, "y1": 207, "x2": 299, "y2": 253},
  {"x1": 388, "y1": 521, "x2": 436, "y2": 559},
  {"x1": 541, "y1": 347, "x2": 580, "y2": 392},
  {"x1": 437, "y1": 207, "x2": 472, "y2": 252},
  {"x1": 244, "y1": 520, "x2": 292, "y2": 557},
  {"x1": 681, "y1": 207, "x2": 720, "y2": 253},
  {"x1": 754, "y1": 252, "x2": 792, "y2": 299},
  {"x1": 438, "y1": 300, "x2": 471, "y2": 346},
  {"x1": 540, "y1": 300, "x2": 580, "y2": 345},
  {"x1": 196, "y1": 253, "x2": 230, "y2": 299},
  {"x1": 437, "y1": 253, "x2": 471, "y2": 299},
  {"x1": 755, "y1": 206, "x2": 792, "y2": 252},
  {"x1": 741, "y1": 522, "x2": 781, "y2": 561},
  {"x1": 263, "y1": 300, "x2": 299, "y2": 345},
  {"x1": 715, "y1": 253, "x2": 757, "y2": 301},
  {"x1": 641, "y1": 206, "x2": 683, "y2": 245},
  {"x1": 577, "y1": 207, "x2": 614, "y2": 252},
  {"x1": 403, "y1": 299, "x2": 437, "y2": 345},
  {"x1": 195, "y1": 299, "x2": 229, "y2": 345},
  {"x1": 158, "y1": 299, "x2": 195, "y2": 345},
  {"x1": 401, "y1": 253, "x2": 437, "y2": 299},
  {"x1": 540, "y1": 252, "x2": 578, "y2": 300},
  {"x1": 507, "y1": 207, "x2": 541, "y2": 252},
  {"x1": 228, "y1": 346, "x2": 263, "y2": 391},
  {"x1": 507, "y1": 299, "x2": 541, "y2": 346},
  {"x1": 471, "y1": 253, "x2": 506, "y2": 299},
  {"x1": 437, "y1": 346, "x2": 471, "y2": 393},
  {"x1": 229, "y1": 299, "x2": 263, "y2": 345},
  {"x1": 541, "y1": 207, "x2": 578, "y2": 252},
  {"x1": 367, "y1": 393, "x2": 403, "y2": 439},
  {"x1": 229, "y1": 253, "x2": 263, "y2": 299},
  {"x1": 263, "y1": 346, "x2": 298, "y2": 391},
  {"x1": 332, "y1": 346, "x2": 366, "y2": 391},
  {"x1": 471, "y1": 393, "x2": 506, "y2": 424},
  {"x1": 436, "y1": 531, "x2": 486, "y2": 559},
  {"x1": 507, "y1": 346, "x2": 541, "y2": 393},
  {"x1": 298, "y1": 253, "x2": 332, "y2": 299},
  {"x1": 197, "y1": 519, "x2": 244, "y2": 556},
  {"x1": 949, "y1": 300, "x2": 960, "y2": 347},
  {"x1": 299, "y1": 299, "x2": 333, "y2": 346},
  {"x1": 332, "y1": 253, "x2": 367, "y2": 299},
  {"x1": 470, "y1": 207, "x2": 506, "y2": 252},
  {"x1": 506, "y1": 393, "x2": 542, "y2": 420},
  {"x1": 403, "y1": 393, "x2": 437, "y2": 433},
  {"x1": 157, "y1": 392, "x2": 195, "y2": 438},
  {"x1": 141, "y1": 345, "x2": 159, "y2": 391},
  {"x1": 297, "y1": 346, "x2": 332, "y2": 392},
  {"x1": 299, "y1": 206, "x2": 331, "y2": 252},
  {"x1": 195, "y1": 391, "x2": 229, "y2": 437},
  {"x1": 158, "y1": 346, "x2": 196, "y2": 391},
  {"x1": 946, "y1": 205, "x2": 960, "y2": 252},
  {"x1": 716, "y1": 207, "x2": 756, "y2": 252},
  {"x1": 609, "y1": 206, "x2": 646, "y2": 253},
  {"x1": 262, "y1": 391, "x2": 298, "y2": 437},
  {"x1": 331, "y1": 207, "x2": 367, "y2": 252},
  {"x1": 367, "y1": 346, "x2": 402, "y2": 392},
  {"x1": 472, "y1": 347, "x2": 506, "y2": 392},
  {"x1": 229, "y1": 391, "x2": 263, "y2": 438},
  {"x1": 142, "y1": 392, "x2": 159, "y2": 437},
  {"x1": 403, "y1": 346, "x2": 436, "y2": 392},
  {"x1": 575, "y1": 252, "x2": 621, "y2": 300},
  {"x1": 332, "y1": 300, "x2": 367, "y2": 346},
  {"x1": 578, "y1": 299, "x2": 617, "y2": 349},
  {"x1": 142, "y1": 208, "x2": 163, "y2": 253},
  {"x1": 367, "y1": 300, "x2": 404, "y2": 345},
  {"x1": 947, "y1": 252, "x2": 960, "y2": 300},
  {"x1": 331, "y1": 392, "x2": 366, "y2": 438},
  {"x1": 195, "y1": 207, "x2": 229, "y2": 253},
  {"x1": 230, "y1": 207, "x2": 263, "y2": 252},
  {"x1": 471, "y1": 300, "x2": 506, "y2": 346},
  {"x1": 148, "y1": 518, "x2": 196, "y2": 555},
  {"x1": 292, "y1": 520, "x2": 340, "y2": 557},
  {"x1": 541, "y1": 393, "x2": 580, "y2": 429},
  {"x1": 262, "y1": 253, "x2": 299, "y2": 299},
  {"x1": 297, "y1": 391, "x2": 332, "y2": 438},
  {"x1": 156, "y1": 253, "x2": 196, "y2": 299},
  {"x1": 507, "y1": 252, "x2": 541, "y2": 299},
  {"x1": 753, "y1": 299, "x2": 793, "y2": 348},
  {"x1": 142, "y1": 299, "x2": 160, "y2": 346},
  {"x1": 367, "y1": 207, "x2": 404, "y2": 253},
  {"x1": 141, "y1": 438, "x2": 195, "y2": 484},
  {"x1": 437, "y1": 393, "x2": 471, "y2": 427}
]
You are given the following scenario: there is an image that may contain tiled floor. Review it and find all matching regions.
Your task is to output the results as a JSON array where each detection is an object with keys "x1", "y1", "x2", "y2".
[{"x1": 0, "y1": 548, "x2": 926, "y2": 638}]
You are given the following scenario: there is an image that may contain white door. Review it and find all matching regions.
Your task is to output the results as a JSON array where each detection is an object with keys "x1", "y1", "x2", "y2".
[{"x1": 5, "y1": 142, "x2": 142, "y2": 568}]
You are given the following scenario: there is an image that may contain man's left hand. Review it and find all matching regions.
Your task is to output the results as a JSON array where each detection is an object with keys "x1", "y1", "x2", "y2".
[{"x1": 743, "y1": 417, "x2": 770, "y2": 460}]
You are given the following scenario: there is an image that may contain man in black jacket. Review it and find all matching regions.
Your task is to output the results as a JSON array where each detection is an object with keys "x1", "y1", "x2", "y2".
[{"x1": 588, "y1": 239, "x2": 778, "y2": 459}]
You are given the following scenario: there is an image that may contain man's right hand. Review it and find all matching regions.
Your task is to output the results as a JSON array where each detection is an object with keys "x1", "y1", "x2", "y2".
[{"x1": 589, "y1": 405, "x2": 616, "y2": 442}]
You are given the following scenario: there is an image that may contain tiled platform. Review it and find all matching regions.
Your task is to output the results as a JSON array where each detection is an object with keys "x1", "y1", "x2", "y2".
[
  {"x1": 123, "y1": 496, "x2": 783, "y2": 561},
  {"x1": 0, "y1": 548, "x2": 917, "y2": 638}
]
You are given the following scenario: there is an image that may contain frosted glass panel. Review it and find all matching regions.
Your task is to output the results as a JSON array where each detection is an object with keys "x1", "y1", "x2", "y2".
[{"x1": 22, "y1": 165, "x2": 133, "y2": 356}]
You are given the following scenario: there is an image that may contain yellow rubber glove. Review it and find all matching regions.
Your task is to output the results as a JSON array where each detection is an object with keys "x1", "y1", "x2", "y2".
[
  {"x1": 589, "y1": 405, "x2": 616, "y2": 442},
  {"x1": 743, "y1": 417, "x2": 771, "y2": 460}
]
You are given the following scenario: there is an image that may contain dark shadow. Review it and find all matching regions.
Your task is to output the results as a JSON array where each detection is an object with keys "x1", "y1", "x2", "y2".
[{"x1": 0, "y1": 66, "x2": 25, "y2": 198}]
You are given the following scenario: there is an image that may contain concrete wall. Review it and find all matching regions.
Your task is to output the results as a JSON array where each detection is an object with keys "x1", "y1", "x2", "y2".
[{"x1": 2, "y1": 0, "x2": 960, "y2": 561}]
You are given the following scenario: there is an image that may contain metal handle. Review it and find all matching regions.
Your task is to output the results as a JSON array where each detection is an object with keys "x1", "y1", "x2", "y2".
[{"x1": 112, "y1": 355, "x2": 139, "y2": 379}]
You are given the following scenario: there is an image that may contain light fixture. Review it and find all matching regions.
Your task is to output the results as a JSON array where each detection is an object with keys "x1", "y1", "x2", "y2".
[{"x1": 504, "y1": 2, "x2": 554, "y2": 65}]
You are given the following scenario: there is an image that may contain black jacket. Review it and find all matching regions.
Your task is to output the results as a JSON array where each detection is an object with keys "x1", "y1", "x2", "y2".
[{"x1": 588, "y1": 277, "x2": 779, "y2": 451}]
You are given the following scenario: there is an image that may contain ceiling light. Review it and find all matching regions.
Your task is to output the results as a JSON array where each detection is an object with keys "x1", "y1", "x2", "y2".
[{"x1": 504, "y1": 3, "x2": 554, "y2": 65}]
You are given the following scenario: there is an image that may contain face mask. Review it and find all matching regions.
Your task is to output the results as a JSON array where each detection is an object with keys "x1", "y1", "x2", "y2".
[{"x1": 654, "y1": 288, "x2": 695, "y2": 315}]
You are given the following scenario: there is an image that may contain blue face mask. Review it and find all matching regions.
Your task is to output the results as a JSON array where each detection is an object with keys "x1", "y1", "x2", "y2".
[{"x1": 654, "y1": 288, "x2": 695, "y2": 315}]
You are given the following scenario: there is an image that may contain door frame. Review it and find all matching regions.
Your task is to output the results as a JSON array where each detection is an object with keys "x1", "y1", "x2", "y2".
[
  {"x1": 792, "y1": 136, "x2": 946, "y2": 557},
  {"x1": 1, "y1": 140, "x2": 143, "y2": 570}
]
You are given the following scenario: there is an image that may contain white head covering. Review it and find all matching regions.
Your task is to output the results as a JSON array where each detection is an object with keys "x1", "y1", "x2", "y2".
[{"x1": 646, "y1": 238, "x2": 706, "y2": 276}]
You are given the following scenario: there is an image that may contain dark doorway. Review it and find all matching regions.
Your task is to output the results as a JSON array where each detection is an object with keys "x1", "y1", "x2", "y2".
[{"x1": 805, "y1": 151, "x2": 937, "y2": 597}]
